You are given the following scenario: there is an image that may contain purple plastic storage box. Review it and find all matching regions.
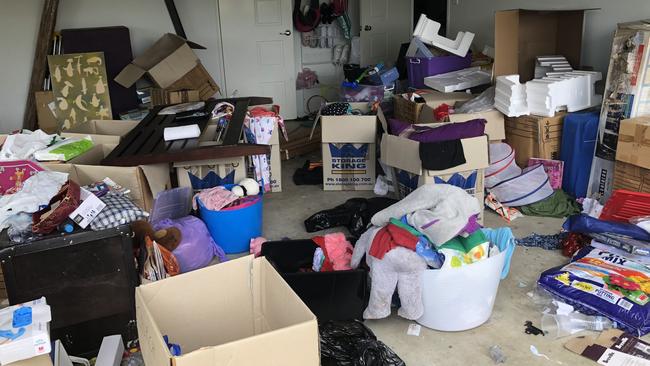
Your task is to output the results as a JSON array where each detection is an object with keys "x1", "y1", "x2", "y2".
[{"x1": 406, "y1": 53, "x2": 472, "y2": 89}]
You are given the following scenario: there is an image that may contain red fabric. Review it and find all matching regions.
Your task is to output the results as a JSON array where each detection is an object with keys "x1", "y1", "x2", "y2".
[
  {"x1": 312, "y1": 236, "x2": 334, "y2": 272},
  {"x1": 369, "y1": 224, "x2": 419, "y2": 260}
]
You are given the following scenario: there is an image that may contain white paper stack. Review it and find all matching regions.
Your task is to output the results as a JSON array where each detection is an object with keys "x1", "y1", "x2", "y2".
[{"x1": 0, "y1": 297, "x2": 52, "y2": 365}]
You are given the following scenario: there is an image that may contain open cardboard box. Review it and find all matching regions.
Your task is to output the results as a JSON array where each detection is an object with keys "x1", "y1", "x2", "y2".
[
  {"x1": 47, "y1": 162, "x2": 169, "y2": 211},
  {"x1": 394, "y1": 92, "x2": 505, "y2": 141},
  {"x1": 61, "y1": 120, "x2": 139, "y2": 145},
  {"x1": 136, "y1": 255, "x2": 319, "y2": 366},
  {"x1": 495, "y1": 9, "x2": 592, "y2": 81},
  {"x1": 320, "y1": 102, "x2": 377, "y2": 191},
  {"x1": 616, "y1": 116, "x2": 650, "y2": 170},
  {"x1": 40, "y1": 143, "x2": 117, "y2": 166}
]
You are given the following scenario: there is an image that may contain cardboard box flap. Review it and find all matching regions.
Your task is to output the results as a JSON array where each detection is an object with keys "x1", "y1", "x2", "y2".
[
  {"x1": 449, "y1": 110, "x2": 505, "y2": 141},
  {"x1": 422, "y1": 91, "x2": 473, "y2": 107},
  {"x1": 139, "y1": 163, "x2": 172, "y2": 202},
  {"x1": 380, "y1": 133, "x2": 489, "y2": 175},
  {"x1": 132, "y1": 33, "x2": 188, "y2": 70},
  {"x1": 321, "y1": 116, "x2": 377, "y2": 143},
  {"x1": 619, "y1": 117, "x2": 650, "y2": 144},
  {"x1": 148, "y1": 43, "x2": 198, "y2": 89},
  {"x1": 115, "y1": 63, "x2": 147, "y2": 88},
  {"x1": 63, "y1": 120, "x2": 138, "y2": 136}
]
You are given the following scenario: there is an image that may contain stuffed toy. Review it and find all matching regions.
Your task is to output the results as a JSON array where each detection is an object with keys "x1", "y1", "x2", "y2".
[{"x1": 351, "y1": 226, "x2": 428, "y2": 320}]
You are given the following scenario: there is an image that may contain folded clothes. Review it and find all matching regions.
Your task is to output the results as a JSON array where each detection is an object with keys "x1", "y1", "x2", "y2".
[
  {"x1": 192, "y1": 186, "x2": 239, "y2": 211},
  {"x1": 388, "y1": 118, "x2": 486, "y2": 143}
]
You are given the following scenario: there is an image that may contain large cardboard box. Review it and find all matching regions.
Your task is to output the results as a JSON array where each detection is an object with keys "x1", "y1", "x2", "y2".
[
  {"x1": 148, "y1": 88, "x2": 200, "y2": 106},
  {"x1": 321, "y1": 103, "x2": 377, "y2": 191},
  {"x1": 61, "y1": 120, "x2": 138, "y2": 145},
  {"x1": 174, "y1": 157, "x2": 247, "y2": 190},
  {"x1": 495, "y1": 9, "x2": 587, "y2": 81},
  {"x1": 115, "y1": 34, "x2": 219, "y2": 99},
  {"x1": 588, "y1": 21, "x2": 650, "y2": 199},
  {"x1": 136, "y1": 256, "x2": 319, "y2": 366},
  {"x1": 615, "y1": 116, "x2": 650, "y2": 170},
  {"x1": 505, "y1": 113, "x2": 565, "y2": 167},
  {"x1": 47, "y1": 163, "x2": 169, "y2": 211},
  {"x1": 613, "y1": 160, "x2": 650, "y2": 194}
]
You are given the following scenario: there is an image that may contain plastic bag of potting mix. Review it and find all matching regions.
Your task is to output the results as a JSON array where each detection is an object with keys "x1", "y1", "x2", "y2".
[{"x1": 538, "y1": 246, "x2": 650, "y2": 336}]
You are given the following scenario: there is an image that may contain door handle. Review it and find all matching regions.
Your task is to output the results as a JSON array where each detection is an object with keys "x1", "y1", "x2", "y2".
[
  {"x1": 364, "y1": 25, "x2": 372, "y2": 31},
  {"x1": 280, "y1": 30, "x2": 292, "y2": 36}
]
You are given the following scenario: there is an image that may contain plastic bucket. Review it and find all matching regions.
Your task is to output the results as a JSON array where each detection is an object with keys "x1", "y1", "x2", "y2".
[
  {"x1": 417, "y1": 246, "x2": 508, "y2": 331},
  {"x1": 196, "y1": 189, "x2": 263, "y2": 254}
]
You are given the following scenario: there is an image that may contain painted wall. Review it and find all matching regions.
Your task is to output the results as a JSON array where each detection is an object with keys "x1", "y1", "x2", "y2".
[
  {"x1": 447, "y1": 0, "x2": 650, "y2": 76},
  {"x1": 0, "y1": 0, "x2": 224, "y2": 133}
]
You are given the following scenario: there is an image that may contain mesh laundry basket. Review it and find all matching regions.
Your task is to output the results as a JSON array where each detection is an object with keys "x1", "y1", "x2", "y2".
[
  {"x1": 486, "y1": 143, "x2": 521, "y2": 188},
  {"x1": 488, "y1": 164, "x2": 553, "y2": 207}
]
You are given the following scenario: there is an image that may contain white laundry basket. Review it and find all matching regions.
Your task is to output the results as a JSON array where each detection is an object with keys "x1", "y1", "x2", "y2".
[{"x1": 417, "y1": 248, "x2": 508, "y2": 331}]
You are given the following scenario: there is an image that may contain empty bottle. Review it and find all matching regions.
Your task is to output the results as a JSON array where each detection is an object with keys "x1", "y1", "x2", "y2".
[{"x1": 541, "y1": 312, "x2": 614, "y2": 338}]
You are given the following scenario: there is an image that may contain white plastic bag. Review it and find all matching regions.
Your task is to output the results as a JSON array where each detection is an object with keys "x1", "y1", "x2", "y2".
[{"x1": 0, "y1": 130, "x2": 58, "y2": 160}]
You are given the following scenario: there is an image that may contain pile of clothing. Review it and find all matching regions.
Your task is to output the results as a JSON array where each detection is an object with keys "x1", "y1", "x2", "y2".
[
  {"x1": 243, "y1": 106, "x2": 286, "y2": 192},
  {"x1": 0, "y1": 170, "x2": 147, "y2": 243},
  {"x1": 350, "y1": 184, "x2": 515, "y2": 320},
  {"x1": 0, "y1": 130, "x2": 94, "y2": 162}
]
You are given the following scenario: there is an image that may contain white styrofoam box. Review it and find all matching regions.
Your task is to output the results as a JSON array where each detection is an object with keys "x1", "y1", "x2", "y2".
[
  {"x1": 413, "y1": 14, "x2": 474, "y2": 57},
  {"x1": 0, "y1": 297, "x2": 51, "y2": 365},
  {"x1": 423, "y1": 67, "x2": 491, "y2": 92},
  {"x1": 495, "y1": 75, "x2": 529, "y2": 117}
]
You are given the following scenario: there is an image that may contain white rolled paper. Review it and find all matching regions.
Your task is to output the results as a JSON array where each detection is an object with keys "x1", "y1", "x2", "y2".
[{"x1": 163, "y1": 124, "x2": 201, "y2": 141}]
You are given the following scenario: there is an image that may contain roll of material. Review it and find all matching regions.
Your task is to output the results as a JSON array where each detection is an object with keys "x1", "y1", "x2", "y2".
[{"x1": 164, "y1": 124, "x2": 201, "y2": 141}]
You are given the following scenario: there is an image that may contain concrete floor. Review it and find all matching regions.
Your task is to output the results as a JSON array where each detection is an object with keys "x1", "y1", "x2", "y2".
[{"x1": 264, "y1": 151, "x2": 594, "y2": 366}]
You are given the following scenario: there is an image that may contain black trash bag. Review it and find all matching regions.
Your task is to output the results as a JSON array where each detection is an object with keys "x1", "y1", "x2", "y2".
[
  {"x1": 320, "y1": 320, "x2": 406, "y2": 366},
  {"x1": 304, "y1": 197, "x2": 397, "y2": 238},
  {"x1": 293, "y1": 160, "x2": 324, "y2": 186}
]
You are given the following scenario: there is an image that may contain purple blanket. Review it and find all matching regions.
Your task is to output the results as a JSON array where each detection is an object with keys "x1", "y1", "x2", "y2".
[{"x1": 389, "y1": 118, "x2": 486, "y2": 143}]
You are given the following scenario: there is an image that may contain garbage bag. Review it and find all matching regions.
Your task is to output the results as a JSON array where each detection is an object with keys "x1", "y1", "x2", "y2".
[
  {"x1": 563, "y1": 214, "x2": 650, "y2": 242},
  {"x1": 305, "y1": 197, "x2": 397, "y2": 238},
  {"x1": 154, "y1": 216, "x2": 228, "y2": 273},
  {"x1": 320, "y1": 320, "x2": 405, "y2": 366}
]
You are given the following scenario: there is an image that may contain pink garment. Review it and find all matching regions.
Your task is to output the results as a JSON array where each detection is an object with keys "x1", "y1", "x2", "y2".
[
  {"x1": 193, "y1": 186, "x2": 238, "y2": 211},
  {"x1": 250, "y1": 236, "x2": 267, "y2": 257},
  {"x1": 323, "y1": 232, "x2": 353, "y2": 271}
]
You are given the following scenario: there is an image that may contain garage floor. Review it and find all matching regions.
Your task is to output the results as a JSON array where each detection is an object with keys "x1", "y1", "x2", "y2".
[{"x1": 265, "y1": 152, "x2": 597, "y2": 366}]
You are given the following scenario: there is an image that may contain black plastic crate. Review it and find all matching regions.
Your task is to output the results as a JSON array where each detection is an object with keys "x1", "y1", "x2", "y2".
[
  {"x1": 0, "y1": 226, "x2": 137, "y2": 357},
  {"x1": 261, "y1": 240, "x2": 368, "y2": 321}
]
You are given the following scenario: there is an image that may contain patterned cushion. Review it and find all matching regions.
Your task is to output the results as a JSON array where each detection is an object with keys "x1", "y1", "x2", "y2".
[{"x1": 90, "y1": 194, "x2": 148, "y2": 231}]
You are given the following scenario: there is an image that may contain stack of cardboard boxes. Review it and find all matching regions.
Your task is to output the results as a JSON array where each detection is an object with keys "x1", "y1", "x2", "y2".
[{"x1": 613, "y1": 117, "x2": 650, "y2": 193}]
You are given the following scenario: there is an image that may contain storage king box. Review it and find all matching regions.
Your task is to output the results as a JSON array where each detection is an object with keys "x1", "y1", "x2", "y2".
[
  {"x1": 136, "y1": 255, "x2": 319, "y2": 366},
  {"x1": 321, "y1": 103, "x2": 377, "y2": 191}
]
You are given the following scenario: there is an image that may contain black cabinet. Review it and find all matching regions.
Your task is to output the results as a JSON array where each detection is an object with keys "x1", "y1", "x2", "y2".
[{"x1": 0, "y1": 226, "x2": 138, "y2": 357}]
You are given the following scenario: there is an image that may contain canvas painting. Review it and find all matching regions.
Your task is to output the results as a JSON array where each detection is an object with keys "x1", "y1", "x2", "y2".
[{"x1": 47, "y1": 52, "x2": 112, "y2": 130}]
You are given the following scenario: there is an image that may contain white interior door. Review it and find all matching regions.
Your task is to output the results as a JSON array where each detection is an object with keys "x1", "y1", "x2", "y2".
[
  {"x1": 360, "y1": 0, "x2": 412, "y2": 67},
  {"x1": 219, "y1": 0, "x2": 297, "y2": 119}
]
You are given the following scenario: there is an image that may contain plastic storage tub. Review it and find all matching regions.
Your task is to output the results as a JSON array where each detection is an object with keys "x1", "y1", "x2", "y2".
[
  {"x1": 261, "y1": 240, "x2": 369, "y2": 320},
  {"x1": 417, "y1": 239, "x2": 510, "y2": 331},
  {"x1": 406, "y1": 53, "x2": 472, "y2": 89},
  {"x1": 197, "y1": 187, "x2": 263, "y2": 254}
]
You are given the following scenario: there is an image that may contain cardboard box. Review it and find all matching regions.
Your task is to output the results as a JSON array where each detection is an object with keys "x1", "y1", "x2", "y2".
[
  {"x1": 115, "y1": 34, "x2": 219, "y2": 99},
  {"x1": 495, "y1": 9, "x2": 587, "y2": 81},
  {"x1": 174, "y1": 157, "x2": 247, "y2": 190},
  {"x1": 136, "y1": 256, "x2": 319, "y2": 366},
  {"x1": 613, "y1": 160, "x2": 650, "y2": 194},
  {"x1": 47, "y1": 163, "x2": 170, "y2": 211},
  {"x1": 148, "y1": 88, "x2": 200, "y2": 106},
  {"x1": 394, "y1": 91, "x2": 472, "y2": 124},
  {"x1": 61, "y1": 120, "x2": 138, "y2": 145},
  {"x1": 34, "y1": 91, "x2": 59, "y2": 134},
  {"x1": 505, "y1": 113, "x2": 565, "y2": 167},
  {"x1": 616, "y1": 116, "x2": 650, "y2": 170},
  {"x1": 7, "y1": 355, "x2": 53, "y2": 366},
  {"x1": 448, "y1": 110, "x2": 505, "y2": 141},
  {"x1": 321, "y1": 103, "x2": 377, "y2": 191}
]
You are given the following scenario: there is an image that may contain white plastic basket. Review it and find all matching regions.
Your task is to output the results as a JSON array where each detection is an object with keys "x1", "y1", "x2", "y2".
[
  {"x1": 485, "y1": 143, "x2": 521, "y2": 188},
  {"x1": 417, "y1": 247, "x2": 508, "y2": 331},
  {"x1": 488, "y1": 164, "x2": 553, "y2": 207}
]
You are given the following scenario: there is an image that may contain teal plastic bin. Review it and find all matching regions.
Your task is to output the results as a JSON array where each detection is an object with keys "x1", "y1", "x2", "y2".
[{"x1": 197, "y1": 187, "x2": 263, "y2": 254}]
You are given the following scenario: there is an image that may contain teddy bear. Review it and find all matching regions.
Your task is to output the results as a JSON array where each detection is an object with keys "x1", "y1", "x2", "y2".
[{"x1": 351, "y1": 226, "x2": 428, "y2": 320}]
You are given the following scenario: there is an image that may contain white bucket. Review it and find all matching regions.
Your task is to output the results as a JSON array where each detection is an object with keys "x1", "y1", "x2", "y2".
[{"x1": 417, "y1": 248, "x2": 508, "y2": 331}]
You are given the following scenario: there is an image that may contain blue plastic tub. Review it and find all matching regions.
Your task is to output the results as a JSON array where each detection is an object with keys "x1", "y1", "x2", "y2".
[{"x1": 196, "y1": 185, "x2": 263, "y2": 254}]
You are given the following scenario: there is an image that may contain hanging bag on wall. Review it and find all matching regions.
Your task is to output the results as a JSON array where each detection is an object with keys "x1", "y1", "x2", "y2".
[{"x1": 294, "y1": 0, "x2": 321, "y2": 32}]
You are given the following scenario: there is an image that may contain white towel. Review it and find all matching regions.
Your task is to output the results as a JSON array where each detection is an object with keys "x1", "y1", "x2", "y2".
[{"x1": 163, "y1": 124, "x2": 201, "y2": 141}]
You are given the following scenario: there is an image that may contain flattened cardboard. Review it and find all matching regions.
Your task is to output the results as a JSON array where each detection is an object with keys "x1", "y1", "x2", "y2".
[
  {"x1": 136, "y1": 256, "x2": 319, "y2": 366},
  {"x1": 380, "y1": 134, "x2": 489, "y2": 176},
  {"x1": 495, "y1": 9, "x2": 588, "y2": 81},
  {"x1": 565, "y1": 329, "x2": 650, "y2": 365},
  {"x1": 616, "y1": 117, "x2": 650, "y2": 170},
  {"x1": 34, "y1": 91, "x2": 59, "y2": 134}
]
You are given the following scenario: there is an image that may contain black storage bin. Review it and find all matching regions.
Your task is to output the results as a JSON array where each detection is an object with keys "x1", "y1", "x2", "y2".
[
  {"x1": 0, "y1": 226, "x2": 137, "y2": 357},
  {"x1": 261, "y1": 240, "x2": 368, "y2": 321}
]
